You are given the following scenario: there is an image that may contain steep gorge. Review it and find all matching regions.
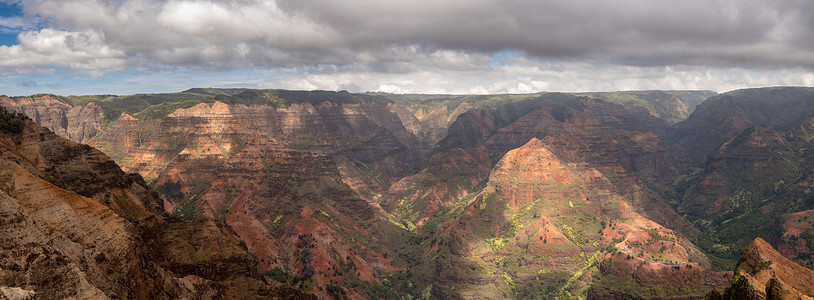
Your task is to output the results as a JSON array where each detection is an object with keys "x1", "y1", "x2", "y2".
[
  {"x1": 0, "y1": 112, "x2": 307, "y2": 299},
  {"x1": 3, "y1": 88, "x2": 813, "y2": 299}
]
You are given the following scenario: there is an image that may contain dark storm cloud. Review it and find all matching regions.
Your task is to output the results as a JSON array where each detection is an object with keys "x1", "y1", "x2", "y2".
[
  {"x1": 276, "y1": 0, "x2": 811, "y2": 68},
  {"x1": 1, "y1": 0, "x2": 813, "y2": 94},
  {"x1": 1, "y1": 0, "x2": 809, "y2": 72}
]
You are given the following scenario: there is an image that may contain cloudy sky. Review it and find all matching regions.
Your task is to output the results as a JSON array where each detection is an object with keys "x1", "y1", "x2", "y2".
[{"x1": 1, "y1": 0, "x2": 813, "y2": 96}]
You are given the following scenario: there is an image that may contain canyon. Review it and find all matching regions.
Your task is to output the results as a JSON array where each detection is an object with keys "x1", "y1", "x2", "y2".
[
  {"x1": 1, "y1": 87, "x2": 812, "y2": 299},
  {"x1": 0, "y1": 107, "x2": 308, "y2": 299}
]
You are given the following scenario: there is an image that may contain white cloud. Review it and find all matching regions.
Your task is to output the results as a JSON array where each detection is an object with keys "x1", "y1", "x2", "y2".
[
  {"x1": 264, "y1": 61, "x2": 814, "y2": 94},
  {"x1": 0, "y1": 0, "x2": 812, "y2": 93},
  {"x1": 0, "y1": 16, "x2": 32, "y2": 31},
  {"x1": 0, "y1": 28, "x2": 127, "y2": 75}
]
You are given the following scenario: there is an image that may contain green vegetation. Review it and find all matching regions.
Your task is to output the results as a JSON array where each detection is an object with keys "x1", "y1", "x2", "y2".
[
  {"x1": 133, "y1": 99, "x2": 216, "y2": 120},
  {"x1": 215, "y1": 89, "x2": 391, "y2": 108},
  {"x1": 346, "y1": 279, "x2": 400, "y2": 299},
  {"x1": 579, "y1": 90, "x2": 715, "y2": 124},
  {"x1": 291, "y1": 274, "x2": 315, "y2": 290},
  {"x1": 726, "y1": 125, "x2": 756, "y2": 148},
  {"x1": 803, "y1": 228, "x2": 814, "y2": 252},
  {"x1": 325, "y1": 283, "x2": 347, "y2": 300},
  {"x1": 60, "y1": 92, "x2": 215, "y2": 120},
  {"x1": 49, "y1": 88, "x2": 396, "y2": 124},
  {"x1": 378, "y1": 93, "x2": 543, "y2": 115},
  {"x1": 645, "y1": 228, "x2": 676, "y2": 243},
  {"x1": 156, "y1": 180, "x2": 185, "y2": 203},
  {"x1": 15, "y1": 86, "x2": 810, "y2": 298},
  {"x1": 173, "y1": 194, "x2": 200, "y2": 221},
  {"x1": 592, "y1": 274, "x2": 711, "y2": 298},
  {"x1": 0, "y1": 106, "x2": 27, "y2": 134},
  {"x1": 184, "y1": 87, "x2": 255, "y2": 96},
  {"x1": 264, "y1": 267, "x2": 290, "y2": 283},
  {"x1": 511, "y1": 271, "x2": 569, "y2": 299},
  {"x1": 665, "y1": 107, "x2": 814, "y2": 270}
]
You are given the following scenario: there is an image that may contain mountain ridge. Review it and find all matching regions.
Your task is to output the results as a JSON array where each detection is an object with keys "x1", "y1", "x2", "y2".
[
  {"x1": 0, "y1": 108, "x2": 311, "y2": 299},
  {"x1": 2, "y1": 87, "x2": 813, "y2": 299}
]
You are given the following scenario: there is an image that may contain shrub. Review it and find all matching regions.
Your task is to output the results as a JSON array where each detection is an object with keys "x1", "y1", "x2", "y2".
[
  {"x1": 0, "y1": 106, "x2": 27, "y2": 134},
  {"x1": 263, "y1": 267, "x2": 289, "y2": 283},
  {"x1": 326, "y1": 283, "x2": 347, "y2": 300}
]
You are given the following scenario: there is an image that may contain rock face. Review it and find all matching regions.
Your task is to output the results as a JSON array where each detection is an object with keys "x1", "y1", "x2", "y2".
[
  {"x1": 0, "y1": 116, "x2": 307, "y2": 298},
  {"x1": 108, "y1": 101, "x2": 423, "y2": 185},
  {"x1": 667, "y1": 87, "x2": 814, "y2": 270},
  {"x1": 671, "y1": 87, "x2": 814, "y2": 160},
  {"x1": 90, "y1": 112, "x2": 142, "y2": 162},
  {"x1": 484, "y1": 97, "x2": 695, "y2": 236},
  {"x1": 599, "y1": 252, "x2": 731, "y2": 287},
  {"x1": 0, "y1": 95, "x2": 104, "y2": 143},
  {"x1": 776, "y1": 210, "x2": 814, "y2": 262},
  {"x1": 416, "y1": 138, "x2": 725, "y2": 299},
  {"x1": 712, "y1": 238, "x2": 814, "y2": 300},
  {"x1": 13, "y1": 88, "x2": 794, "y2": 299},
  {"x1": 579, "y1": 90, "x2": 715, "y2": 125},
  {"x1": 85, "y1": 100, "x2": 417, "y2": 298}
]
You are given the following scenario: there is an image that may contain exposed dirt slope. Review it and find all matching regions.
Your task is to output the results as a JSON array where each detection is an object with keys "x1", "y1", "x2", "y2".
[{"x1": 0, "y1": 117, "x2": 308, "y2": 299}]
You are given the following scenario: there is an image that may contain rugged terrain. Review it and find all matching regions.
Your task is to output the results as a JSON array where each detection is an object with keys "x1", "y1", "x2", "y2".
[
  {"x1": 706, "y1": 237, "x2": 814, "y2": 299},
  {"x1": 0, "y1": 106, "x2": 307, "y2": 299},
  {"x1": 667, "y1": 87, "x2": 814, "y2": 270},
  {"x1": 2, "y1": 87, "x2": 813, "y2": 299}
]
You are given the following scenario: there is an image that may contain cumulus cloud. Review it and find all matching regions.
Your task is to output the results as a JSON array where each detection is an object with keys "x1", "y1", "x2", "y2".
[
  {"x1": 0, "y1": 28, "x2": 127, "y2": 75},
  {"x1": 1, "y1": 0, "x2": 813, "y2": 93}
]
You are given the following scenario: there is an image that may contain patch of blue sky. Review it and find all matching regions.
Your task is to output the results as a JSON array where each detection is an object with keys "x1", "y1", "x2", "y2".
[
  {"x1": 0, "y1": 69, "x2": 287, "y2": 97},
  {"x1": 0, "y1": 1, "x2": 34, "y2": 46},
  {"x1": 490, "y1": 51, "x2": 524, "y2": 67},
  {"x1": 0, "y1": 1, "x2": 22, "y2": 18},
  {"x1": 0, "y1": 33, "x2": 17, "y2": 46}
]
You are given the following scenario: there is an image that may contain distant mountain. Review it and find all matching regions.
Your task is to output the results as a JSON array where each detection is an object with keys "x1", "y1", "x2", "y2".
[
  {"x1": 578, "y1": 90, "x2": 716, "y2": 124},
  {"x1": 2, "y1": 87, "x2": 812, "y2": 299},
  {"x1": 665, "y1": 87, "x2": 814, "y2": 270}
]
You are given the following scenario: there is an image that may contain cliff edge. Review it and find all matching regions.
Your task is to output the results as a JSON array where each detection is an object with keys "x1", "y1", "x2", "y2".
[{"x1": 708, "y1": 237, "x2": 814, "y2": 300}]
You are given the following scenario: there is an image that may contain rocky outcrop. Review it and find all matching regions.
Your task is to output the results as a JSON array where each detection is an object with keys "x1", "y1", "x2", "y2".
[
  {"x1": 599, "y1": 253, "x2": 731, "y2": 288},
  {"x1": 0, "y1": 95, "x2": 103, "y2": 143},
  {"x1": 381, "y1": 145, "x2": 492, "y2": 228},
  {"x1": 89, "y1": 112, "x2": 142, "y2": 162},
  {"x1": 670, "y1": 87, "x2": 814, "y2": 163},
  {"x1": 483, "y1": 97, "x2": 696, "y2": 236},
  {"x1": 0, "y1": 112, "x2": 161, "y2": 221},
  {"x1": 88, "y1": 101, "x2": 414, "y2": 297},
  {"x1": 711, "y1": 238, "x2": 814, "y2": 300},
  {"x1": 0, "y1": 117, "x2": 308, "y2": 299},
  {"x1": 388, "y1": 102, "x2": 425, "y2": 145},
  {"x1": 425, "y1": 138, "x2": 720, "y2": 298},
  {"x1": 412, "y1": 105, "x2": 451, "y2": 146},
  {"x1": 776, "y1": 210, "x2": 814, "y2": 261},
  {"x1": 436, "y1": 108, "x2": 496, "y2": 150},
  {"x1": 108, "y1": 101, "x2": 423, "y2": 186},
  {"x1": 5, "y1": 88, "x2": 771, "y2": 299},
  {"x1": 670, "y1": 88, "x2": 814, "y2": 271},
  {"x1": 580, "y1": 90, "x2": 715, "y2": 125}
]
